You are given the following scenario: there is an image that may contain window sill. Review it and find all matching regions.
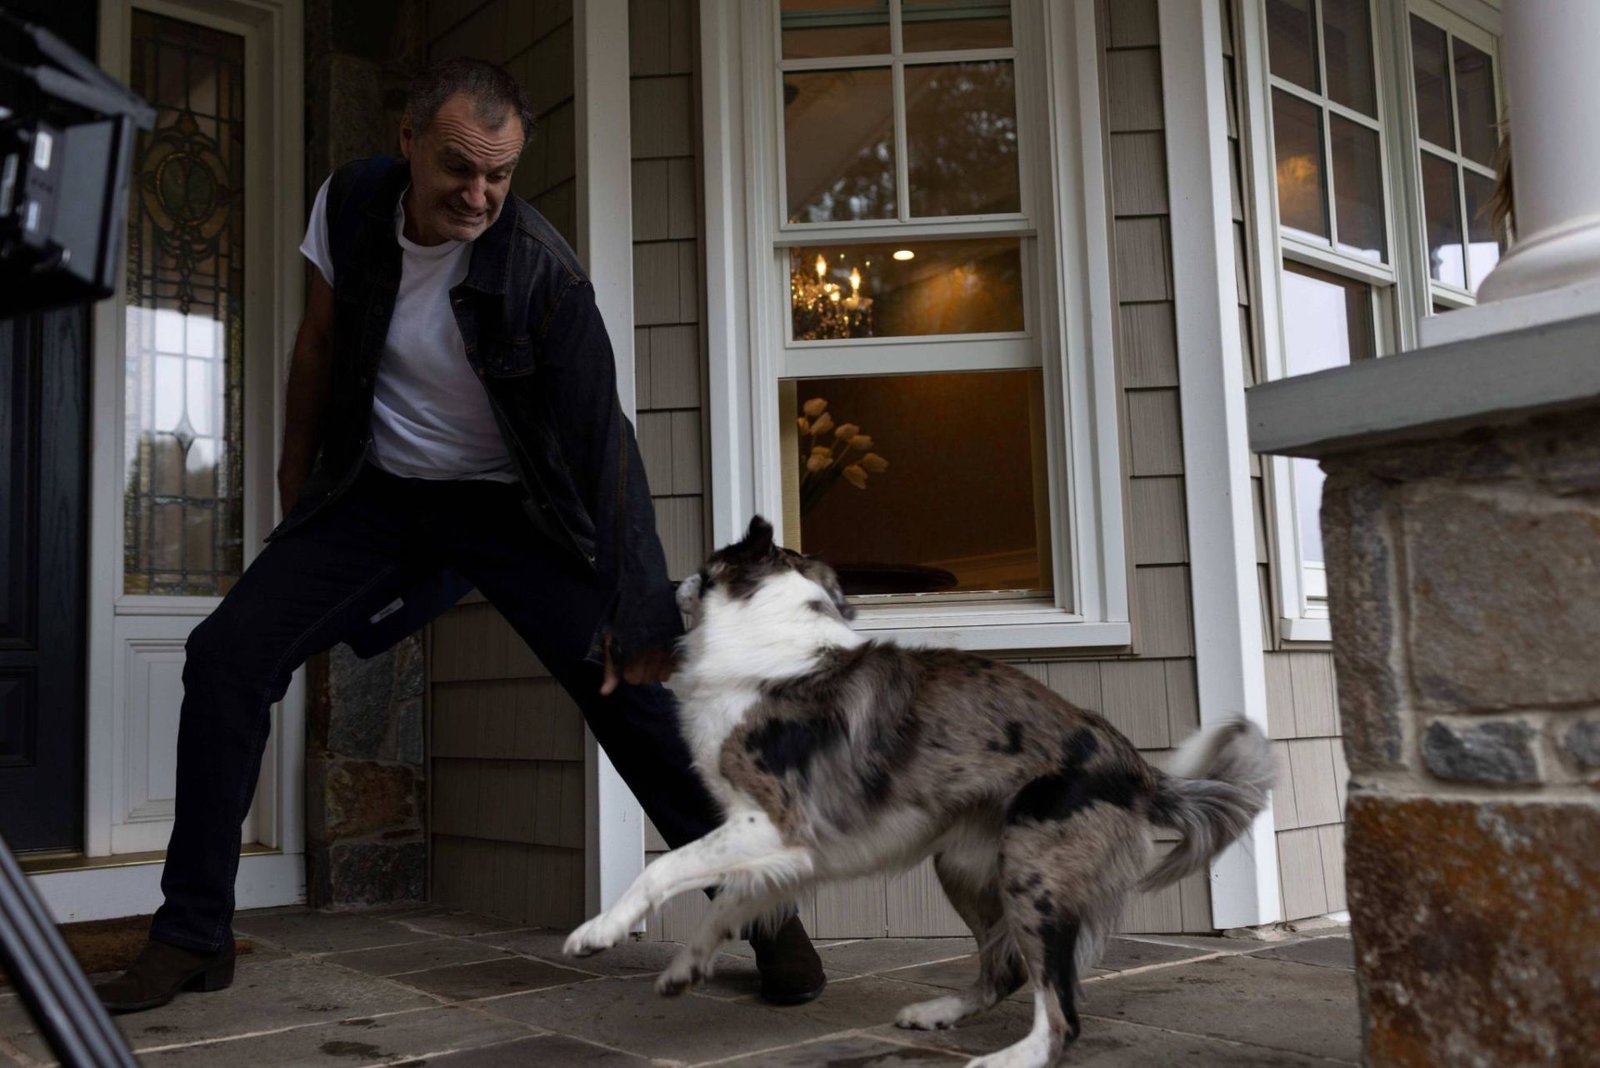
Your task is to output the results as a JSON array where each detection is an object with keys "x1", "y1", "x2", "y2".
[
  {"x1": 1280, "y1": 616, "x2": 1332, "y2": 643},
  {"x1": 852, "y1": 601, "x2": 1131, "y2": 653}
]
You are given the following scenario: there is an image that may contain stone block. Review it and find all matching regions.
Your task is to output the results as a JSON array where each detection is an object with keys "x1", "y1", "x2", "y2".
[
  {"x1": 1506, "y1": 410, "x2": 1600, "y2": 496},
  {"x1": 1400, "y1": 483, "x2": 1600, "y2": 713},
  {"x1": 326, "y1": 760, "x2": 420, "y2": 839},
  {"x1": 1319, "y1": 468, "x2": 1407, "y2": 770},
  {"x1": 1420, "y1": 718, "x2": 1541, "y2": 784},
  {"x1": 1560, "y1": 718, "x2": 1600, "y2": 771},
  {"x1": 326, "y1": 839, "x2": 427, "y2": 906},
  {"x1": 328, "y1": 644, "x2": 399, "y2": 759},
  {"x1": 1345, "y1": 795, "x2": 1600, "y2": 1067}
]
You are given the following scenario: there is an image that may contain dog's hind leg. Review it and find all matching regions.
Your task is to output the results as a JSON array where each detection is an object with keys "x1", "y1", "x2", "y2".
[
  {"x1": 565, "y1": 810, "x2": 810, "y2": 958},
  {"x1": 896, "y1": 835, "x2": 1024, "y2": 1031},
  {"x1": 969, "y1": 809, "x2": 1148, "y2": 1068}
]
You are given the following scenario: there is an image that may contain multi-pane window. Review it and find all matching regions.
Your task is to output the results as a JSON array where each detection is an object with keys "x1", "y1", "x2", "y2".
[
  {"x1": 775, "y1": 0, "x2": 1051, "y2": 601},
  {"x1": 1268, "y1": 0, "x2": 1387, "y2": 262},
  {"x1": 1258, "y1": 0, "x2": 1503, "y2": 632},
  {"x1": 1264, "y1": 0, "x2": 1388, "y2": 624},
  {"x1": 1408, "y1": 9, "x2": 1502, "y2": 302}
]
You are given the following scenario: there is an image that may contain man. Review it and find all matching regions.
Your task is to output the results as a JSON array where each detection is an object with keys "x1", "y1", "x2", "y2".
[{"x1": 96, "y1": 57, "x2": 824, "y2": 1013}]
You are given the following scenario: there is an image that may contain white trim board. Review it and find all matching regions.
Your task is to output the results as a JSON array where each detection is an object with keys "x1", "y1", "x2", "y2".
[
  {"x1": 574, "y1": 0, "x2": 646, "y2": 918},
  {"x1": 33, "y1": 853, "x2": 304, "y2": 926},
  {"x1": 1158, "y1": 0, "x2": 1281, "y2": 930},
  {"x1": 1247, "y1": 311, "x2": 1600, "y2": 459}
]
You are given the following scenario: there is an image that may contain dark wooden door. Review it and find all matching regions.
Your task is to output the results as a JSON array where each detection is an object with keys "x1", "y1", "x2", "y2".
[{"x1": 0, "y1": 0, "x2": 96, "y2": 854}]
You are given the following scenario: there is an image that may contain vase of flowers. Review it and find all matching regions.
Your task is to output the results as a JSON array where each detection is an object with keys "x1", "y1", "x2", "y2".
[{"x1": 797, "y1": 397, "x2": 889, "y2": 516}]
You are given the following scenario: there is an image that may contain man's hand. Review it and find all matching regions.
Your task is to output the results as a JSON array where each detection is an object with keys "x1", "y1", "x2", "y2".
[{"x1": 600, "y1": 644, "x2": 675, "y2": 696}]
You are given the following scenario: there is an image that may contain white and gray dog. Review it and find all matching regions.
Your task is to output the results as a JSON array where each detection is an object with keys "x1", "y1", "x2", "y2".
[{"x1": 565, "y1": 517, "x2": 1273, "y2": 1068}]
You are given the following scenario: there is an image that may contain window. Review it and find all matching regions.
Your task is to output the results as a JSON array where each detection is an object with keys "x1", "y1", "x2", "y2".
[
  {"x1": 1250, "y1": 0, "x2": 1504, "y2": 639},
  {"x1": 703, "y1": 0, "x2": 1129, "y2": 650},
  {"x1": 1407, "y1": 8, "x2": 1503, "y2": 303}
]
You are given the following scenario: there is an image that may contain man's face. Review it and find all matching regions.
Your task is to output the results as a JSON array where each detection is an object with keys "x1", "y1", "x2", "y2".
[{"x1": 399, "y1": 92, "x2": 523, "y2": 245}]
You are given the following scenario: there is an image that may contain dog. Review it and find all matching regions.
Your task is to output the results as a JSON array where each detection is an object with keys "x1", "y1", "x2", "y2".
[{"x1": 565, "y1": 517, "x2": 1273, "y2": 1068}]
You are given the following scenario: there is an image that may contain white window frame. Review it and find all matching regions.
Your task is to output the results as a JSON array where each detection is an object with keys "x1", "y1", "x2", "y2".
[
  {"x1": 702, "y1": 0, "x2": 1129, "y2": 652},
  {"x1": 1242, "y1": 0, "x2": 1501, "y2": 644}
]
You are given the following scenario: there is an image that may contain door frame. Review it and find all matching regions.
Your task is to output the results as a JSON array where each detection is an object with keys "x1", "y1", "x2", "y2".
[{"x1": 65, "y1": 0, "x2": 304, "y2": 911}]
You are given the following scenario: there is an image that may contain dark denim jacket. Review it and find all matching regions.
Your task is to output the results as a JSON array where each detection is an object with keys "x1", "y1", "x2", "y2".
[{"x1": 274, "y1": 158, "x2": 680, "y2": 666}]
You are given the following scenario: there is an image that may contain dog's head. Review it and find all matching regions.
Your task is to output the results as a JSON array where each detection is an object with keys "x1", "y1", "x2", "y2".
[{"x1": 676, "y1": 516, "x2": 855, "y2": 629}]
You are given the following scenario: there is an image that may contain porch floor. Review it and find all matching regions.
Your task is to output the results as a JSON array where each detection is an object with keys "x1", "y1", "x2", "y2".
[{"x1": 2, "y1": 905, "x2": 1359, "y2": 1066}]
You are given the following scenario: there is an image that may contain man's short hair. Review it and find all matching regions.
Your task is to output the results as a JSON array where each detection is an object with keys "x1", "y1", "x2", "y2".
[{"x1": 405, "y1": 57, "x2": 535, "y2": 148}]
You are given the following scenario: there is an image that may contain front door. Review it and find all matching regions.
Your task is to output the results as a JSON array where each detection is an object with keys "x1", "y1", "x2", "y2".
[{"x1": 0, "y1": 0, "x2": 98, "y2": 856}]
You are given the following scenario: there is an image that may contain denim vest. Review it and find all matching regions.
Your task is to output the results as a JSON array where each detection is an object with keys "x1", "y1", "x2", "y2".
[{"x1": 275, "y1": 158, "x2": 680, "y2": 665}]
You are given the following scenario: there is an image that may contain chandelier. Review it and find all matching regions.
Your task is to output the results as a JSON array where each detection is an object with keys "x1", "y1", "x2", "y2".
[{"x1": 791, "y1": 253, "x2": 874, "y2": 340}]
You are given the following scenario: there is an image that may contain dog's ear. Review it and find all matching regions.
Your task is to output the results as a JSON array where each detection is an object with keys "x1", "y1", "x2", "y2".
[{"x1": 734, "y1": 515, "x2": 775, "y2": 557}]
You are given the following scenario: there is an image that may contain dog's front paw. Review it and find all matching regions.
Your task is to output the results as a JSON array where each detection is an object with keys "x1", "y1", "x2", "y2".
[
  {"x1": 564, "y1": 913, "x2": 628, "y2": 958},
  {"x1": 896, "y1": 994, "x2": 973, "y2": 1031},
  {"x1": 655, "y1": 949, "x2": 715, "y2": 996}
]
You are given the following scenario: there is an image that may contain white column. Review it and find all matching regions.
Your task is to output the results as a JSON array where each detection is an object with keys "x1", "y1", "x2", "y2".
[
  {"x1": 575, "y1": 0, "x2": 647, "y2": 919},
  {"x1": 1158, "y1": 0, "x2": 1281, "y2": 931},
  {"x1": 1459, "y1": 3, "x2": 1600, "y2": 323}
]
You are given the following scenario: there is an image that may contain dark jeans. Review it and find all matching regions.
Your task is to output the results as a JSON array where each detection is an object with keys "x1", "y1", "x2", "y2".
[{"x1": 151, "y1": 464, "x2": 720, "y2": 953}]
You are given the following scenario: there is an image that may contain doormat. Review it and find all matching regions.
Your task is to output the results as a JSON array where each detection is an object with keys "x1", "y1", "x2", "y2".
[{"x1": 0, "y1": 915, "x2": 253, "y2": 986}]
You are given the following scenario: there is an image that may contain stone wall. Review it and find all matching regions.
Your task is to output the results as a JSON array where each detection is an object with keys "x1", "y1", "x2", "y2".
[
  {"x1": 301, "y1": 0, "x2": 430, "y2": 908},
  {"x1": 1321, "y1": 406, "x2": 1600, "y2": 1065}
]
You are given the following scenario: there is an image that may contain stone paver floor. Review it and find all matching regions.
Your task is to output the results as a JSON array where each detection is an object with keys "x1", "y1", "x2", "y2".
[{"x1": 0, "y1": 905, "x2": 1359, "y2": 1066}]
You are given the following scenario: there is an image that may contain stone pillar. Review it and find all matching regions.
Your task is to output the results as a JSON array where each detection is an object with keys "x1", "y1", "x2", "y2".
[
  {"x1": 1319, "y1": 407, "x2": 1600, "y2": 1065},
  {"x1": 301, "y1": 0, "x2": 429, "y2": 908},
  {"x1": 1475, "y1": 2, "x2": 1600, "y2": 306}
]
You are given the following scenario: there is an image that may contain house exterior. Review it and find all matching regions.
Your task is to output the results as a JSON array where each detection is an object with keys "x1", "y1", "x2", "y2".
[{"x1": 7, "y1": 0, "x2": 1509, "y2": 939}]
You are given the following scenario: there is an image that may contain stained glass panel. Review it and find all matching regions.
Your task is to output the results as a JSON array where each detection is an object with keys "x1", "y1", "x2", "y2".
[{"x1": 123, "y1": 11, "x2": 246, "y2": 597}]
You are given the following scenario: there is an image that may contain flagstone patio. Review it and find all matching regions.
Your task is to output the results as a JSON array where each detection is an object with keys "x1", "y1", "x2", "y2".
[{"x1": 0, "y1": 905, "x2": 1359, "y2": 1066}]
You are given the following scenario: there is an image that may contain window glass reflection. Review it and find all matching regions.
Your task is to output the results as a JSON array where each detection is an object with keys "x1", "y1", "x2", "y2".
[
  {"x1": 905, "y1": 61, "x2": 1019, "y2": 217},
  {"x1": 1266, "y1": 0, "x2": 1319, "y2": 91},
  {"x1": 1323, "y1": 0, "x2": 1376, "y2": 116},
  {"x1": 785, "y1": 68, "x2": 897, "y2": 223},
  {"x1": 1463, "y1": 170, "x2": 1501, "y2": 294},
  {"x1": 1420, "y1": 151, "x2": 1465, "y2": 288},
  {"x1": 902, "y1": 0, "x2": 1011, "y2": 52},
  {"x1": 1273, "y1": 90, "x2": 1328, "y2": 238},
  {"x1": 1331, "y1": 116, "x2": 1385, "y2": 260},
  {"x1": 781, "y1": 0, "x2": 891, "y2": 60},
  {"x1": 1453, "y1": 39, "x2": 1498, "y2": 168},
  {"x1": 1410, "y1": 16, "x2": 1454, "y2": 149}
]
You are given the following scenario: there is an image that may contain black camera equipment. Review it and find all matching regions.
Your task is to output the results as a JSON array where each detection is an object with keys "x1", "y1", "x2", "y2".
[
  {"x1": 0, "y1": 7, "x2": 145, "y2": 1066},
  {"x1": 0, "y1": 6, "x2": 153, "y2": 317}
]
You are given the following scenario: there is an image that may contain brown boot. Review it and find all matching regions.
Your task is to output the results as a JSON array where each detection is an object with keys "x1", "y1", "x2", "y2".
[
  {"x1": 94, "y1": 939, "x2": 235, "y2": 1014},
  {"x1": 749, "y1": 914, "x2": 826, "y2": 1006}
]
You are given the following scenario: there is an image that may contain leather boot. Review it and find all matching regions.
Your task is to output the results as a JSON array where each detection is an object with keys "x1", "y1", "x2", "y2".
[
  {"x1": 94, "y1": 939, "x2": 235, "y2": 1014},
  {"x1": 749, "y1": 913, "x2": 826, "y2": 1005}
]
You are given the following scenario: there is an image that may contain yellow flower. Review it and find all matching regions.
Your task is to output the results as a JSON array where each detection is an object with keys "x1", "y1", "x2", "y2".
[
  {"x1": 861, "y1": 452, "x2": 888, "y2": 473},
  {"x1": 797, "y1": 416, "x2": 810, "y2": 434},
  {"x1": 810, "y1": 412, "x2": 834, "y2": 436},
  {"x1": 848, "y1": 434, "x2": 872, "y2": 450},
  {"x1": 803, "y1": 398, "x2": 828, "y2": 418},
  {"x1": 834, "y1": 422, "x2": 859, "y2": 443},
  {"x1": 843, "y1": 464, "x2": 868, "y2": 489},
  {"x1": 806, "y1": 452, "x2": 832, "y2": 473},
  {"x1": 810, "y1": 445, "x2": 832, "y2": 458}
]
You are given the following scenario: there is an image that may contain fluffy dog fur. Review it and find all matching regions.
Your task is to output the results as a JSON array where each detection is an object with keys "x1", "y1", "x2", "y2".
[{"x1": 565, "y1": 518, "x2": 1273, "y2": 1068}]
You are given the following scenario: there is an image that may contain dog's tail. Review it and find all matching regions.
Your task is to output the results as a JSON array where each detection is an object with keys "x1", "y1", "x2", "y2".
[{"x1": 1142, "y1": 719, "x2": 1274, "y2": 891}]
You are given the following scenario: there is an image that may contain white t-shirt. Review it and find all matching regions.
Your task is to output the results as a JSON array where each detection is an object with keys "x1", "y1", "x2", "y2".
[{"x1": 300, "y1": 176, "x2": 517, "y2": 482}]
